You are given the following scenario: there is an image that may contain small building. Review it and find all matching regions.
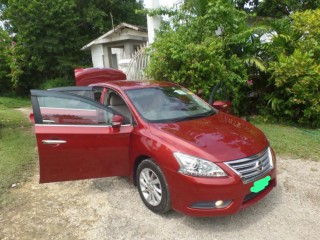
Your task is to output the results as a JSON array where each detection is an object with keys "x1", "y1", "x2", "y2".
[{"x1": 81, "y1": 23, "x2": 148, "y2": 71}]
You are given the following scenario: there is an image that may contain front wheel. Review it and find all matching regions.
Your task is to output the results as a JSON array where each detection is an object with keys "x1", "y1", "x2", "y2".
[{"x1": 136, "y1": 159, "x2": 171, "y2": 213}]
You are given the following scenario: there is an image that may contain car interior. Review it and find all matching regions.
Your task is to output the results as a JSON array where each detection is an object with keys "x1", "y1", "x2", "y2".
[{"x1": 106, "y1": 92, "x2": 131, "y2": 124}]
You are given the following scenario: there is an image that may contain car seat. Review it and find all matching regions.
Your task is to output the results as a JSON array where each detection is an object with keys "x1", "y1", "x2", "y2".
[{"x1": 108, "y1": 93, "x2": 131, "y2": 124}]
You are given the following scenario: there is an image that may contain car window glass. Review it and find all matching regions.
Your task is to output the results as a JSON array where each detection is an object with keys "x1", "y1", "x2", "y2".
[
  {"x1": 50, "y1": 87, "x2": 103, "y2": 102},
  {"x1": 126, "y1": 86, "x2": 213, "y2": 122},
  {"x1": 212, "y1": 83, "x2": 229, "y2": 101},
  {"x1": 61, "y1": 90, "x2": 94, "y2": 100},
  {"x1": 104, "y1": 89, "x2": 132, "y2": 125},
  {"x1": 93, "y1": 88, "x2": 103, "y2": 102},
  {"x1": 37, "y1": 96, "x2": 113, "y2": 125}
]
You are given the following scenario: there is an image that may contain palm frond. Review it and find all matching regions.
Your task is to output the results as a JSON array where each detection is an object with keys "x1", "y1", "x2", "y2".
[{"x1": 244, "y1": 57, "x2": 266, "y2": 72}]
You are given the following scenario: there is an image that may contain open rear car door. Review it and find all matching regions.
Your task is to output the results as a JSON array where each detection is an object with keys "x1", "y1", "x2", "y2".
[{"x1": 30, "y1": 89, "x2": 133, "y2": 183}]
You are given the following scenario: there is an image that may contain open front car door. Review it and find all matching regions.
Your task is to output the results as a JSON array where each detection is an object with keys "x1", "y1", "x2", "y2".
[{"x1": 30, "y1": 90, "x2": 133, "y2": 183}]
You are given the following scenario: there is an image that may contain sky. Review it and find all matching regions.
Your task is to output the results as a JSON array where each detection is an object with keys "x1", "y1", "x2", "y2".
[
  {"x1": 152, "y1": 0, "x2": 183, "y2": 7},
  {"x1": 159, "y1": 0, "x2": 181, "y2": 7}
]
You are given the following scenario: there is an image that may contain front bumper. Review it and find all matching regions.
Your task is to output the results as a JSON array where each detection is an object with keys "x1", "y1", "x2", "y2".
[{"x1": 164, "y1": 166, "x2": 277, "y2": 217}]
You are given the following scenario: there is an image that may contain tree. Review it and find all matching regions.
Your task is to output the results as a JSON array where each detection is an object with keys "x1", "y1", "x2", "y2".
[
  {"x1": 0, "y1": 27, "x2": 11, "y2": 92},
  {"x1": 267, "y1": 9, "x2": 320, "y2": 127},
  {"x1": 182, "y1": 0, "x2": 211, "y2": 16},
  {"x1": 0, "y1": 0, "x2": 146, "y2": 94},
  {"x1": 234, "y1": 0, "x2": 320, "y2": 18},
  {"x1": 147, "y1": 0, "x2": 262, "y2": 114}
]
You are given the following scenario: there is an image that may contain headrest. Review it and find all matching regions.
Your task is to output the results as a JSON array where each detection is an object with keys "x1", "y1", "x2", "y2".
[{"x1": 110, "y1": 94, "x2": 125, "y2": 106}]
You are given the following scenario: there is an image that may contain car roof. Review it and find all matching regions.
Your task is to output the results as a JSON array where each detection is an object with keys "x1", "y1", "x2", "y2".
[
  {"x1": 49, "y1": 86, "x2": 94, "y2": 91},
  {"x1": 89, "y1": 80, "x2": 178, "y2": 90}
]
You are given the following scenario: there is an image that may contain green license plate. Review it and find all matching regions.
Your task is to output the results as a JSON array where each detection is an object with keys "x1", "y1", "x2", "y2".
[{"x1": 250, "y1": 176, "x2": 271, "y2": 193}]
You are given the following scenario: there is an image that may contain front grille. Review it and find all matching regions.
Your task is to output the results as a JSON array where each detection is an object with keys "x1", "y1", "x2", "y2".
[{"x1": 225, "y1": 147, "x2": 273, "y2": 184}]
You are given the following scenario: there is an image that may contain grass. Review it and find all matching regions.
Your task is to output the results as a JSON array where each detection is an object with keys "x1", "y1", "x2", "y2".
[
  {"x1": 0, "y1": 96, "x2": 36, "y2": 206},
  {"x1": 0, "y1": 96, "x2": 31, "y2": 109},
  {"x1": 253, "y1": 121, "x2": 320, "y2": 162}
]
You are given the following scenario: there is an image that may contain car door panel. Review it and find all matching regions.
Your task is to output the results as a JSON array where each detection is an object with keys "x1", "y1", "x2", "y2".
[
  {"x1": 31, "y1": 90, "x2": 133, "y2": 183},
  {"x1": 36, "y1": 125, "x2": 132, "y2": 183}
]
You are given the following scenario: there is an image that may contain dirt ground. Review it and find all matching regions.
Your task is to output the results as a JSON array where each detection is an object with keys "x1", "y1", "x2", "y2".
[{"x1": 0, "y1": 109, "x2": 319, "y2": 240}]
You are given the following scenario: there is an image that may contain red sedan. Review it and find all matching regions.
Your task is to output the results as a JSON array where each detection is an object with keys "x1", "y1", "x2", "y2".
[{"x1": 30, "y1": 80, "x2": 276, "y2": 217}]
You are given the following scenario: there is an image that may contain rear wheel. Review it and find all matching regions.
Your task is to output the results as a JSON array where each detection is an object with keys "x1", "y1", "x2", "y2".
[{"x1": 136, "y1": 159, "x2": 171, "y2": 213}]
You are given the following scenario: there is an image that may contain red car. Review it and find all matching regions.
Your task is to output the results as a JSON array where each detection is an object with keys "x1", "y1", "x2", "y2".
[
  {"x1": 74, "y1": 68, "x2": 126, "y2": 86},
  {"x1": 30, "y1": 80, "x2": 276, "y2": 217}
]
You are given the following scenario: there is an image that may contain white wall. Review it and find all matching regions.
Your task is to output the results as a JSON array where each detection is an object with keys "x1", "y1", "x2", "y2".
[
  {"x1": 144, "y1": 0, "x2": 184, "y2": 43},
  {"x1": 90, "y1": 45, "x2": 104, "y2": 68},
  {"x1": 145, "y1": 0, "x2": 161, "y2": 44}
]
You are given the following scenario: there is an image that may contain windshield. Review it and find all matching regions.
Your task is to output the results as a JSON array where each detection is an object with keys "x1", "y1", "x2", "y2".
[{"x1": 125, "y1": 86, "x2": 215, "y2": 123}]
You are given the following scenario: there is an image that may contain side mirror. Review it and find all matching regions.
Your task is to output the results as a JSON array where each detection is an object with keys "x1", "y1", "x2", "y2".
[
  {"x1": 213, "y1": 100, "x2": 232, "y2": 113},
  {"x1": 112, "y1": 115, "x2": 124, "y2": 128}
]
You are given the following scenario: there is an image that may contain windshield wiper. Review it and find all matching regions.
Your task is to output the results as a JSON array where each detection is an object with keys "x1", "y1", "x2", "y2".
[{"x1": 170, "y1": 111, "x2": 215, "y2": 123}]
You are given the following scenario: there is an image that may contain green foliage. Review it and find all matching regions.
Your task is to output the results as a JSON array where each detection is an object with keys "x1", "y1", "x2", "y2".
[
  {"x1": 148, "y1": 0, "x2": 255, "y2": 114},
  {"x1": 183, "y1": 0, "x2": 211, "y2": 16},
  {"x1": 256, "y1": 0, "x2": 320, "y2": 18},
  {"x1": 267, "y1": 9, "x2": 320, "y2": 127},
  {"x1": 0, "y1": 27, "x2": 11, "y2": 92},
  {"x1": 0, "y1": 96, "x2": 30, "y2": 108},
  {"x1": 136, "y1": 7, "x2": 176, "y2": 17},
  {"x1": 3, "y1": 0, "x2": 85, "y2": 89},
  {"x1": 148, "y1": 1, "x2": 320, "y2": 126},
  {"x1": 234, "y1": 0, "x2": 320, "y2": 17},
  {"x1": 39, "y1": 78, "x2": 74, "y2": 90},
  {"x1": 0, "y1": 0, "x2": 146, "y2": 94}
]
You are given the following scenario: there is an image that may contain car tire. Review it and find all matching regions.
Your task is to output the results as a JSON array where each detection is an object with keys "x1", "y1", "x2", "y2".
[{"x1": 136, "y1": 159, "x2": 171, "y2": 213}]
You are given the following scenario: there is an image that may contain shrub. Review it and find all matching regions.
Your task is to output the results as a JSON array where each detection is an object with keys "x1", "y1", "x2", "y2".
[
  {"x1": 147, "y1": 1, "x2": 252, "y2": 115},
  {"x1": 267, "y1": 9, "x2": 320, "y2": 127},
  {"x1": 39, "y1": 78, "x2": 74, "y2": 90},
  {"x1": 0, "y1": 28, "x2": 12, "y2": 93}
]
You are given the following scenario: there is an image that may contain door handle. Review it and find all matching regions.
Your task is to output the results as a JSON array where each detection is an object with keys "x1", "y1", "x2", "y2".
[
  {"x1": 42, "y1": 140, "x2": 67, "y2": 145},
  {"x1": 43, "y1": 119, "x2": 56, "y2": 123}
]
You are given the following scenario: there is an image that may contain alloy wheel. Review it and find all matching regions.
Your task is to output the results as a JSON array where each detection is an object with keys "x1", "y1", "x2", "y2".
[{"x1": 139, "y1": 168, "x2": 162, "y2": 206}]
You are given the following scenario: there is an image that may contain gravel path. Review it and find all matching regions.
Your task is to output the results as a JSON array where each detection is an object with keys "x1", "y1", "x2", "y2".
[{"x1": 0, "y1": 157, "x2": 319, "y2": 240}]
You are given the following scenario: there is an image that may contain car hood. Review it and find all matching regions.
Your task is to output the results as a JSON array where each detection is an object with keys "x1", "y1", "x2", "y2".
[{"x1": 149, "y1": 112, "x2": 269, "y2": 162}]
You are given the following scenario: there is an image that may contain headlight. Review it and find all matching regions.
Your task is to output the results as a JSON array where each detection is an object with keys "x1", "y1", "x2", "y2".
[{"x1": 173, "y1": 152, "x2": 227, "y2": 177}]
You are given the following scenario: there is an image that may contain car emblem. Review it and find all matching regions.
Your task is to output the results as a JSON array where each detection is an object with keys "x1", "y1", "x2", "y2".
[{"x1": 256, "y1": 160, "x2": 263, "y2": 172}]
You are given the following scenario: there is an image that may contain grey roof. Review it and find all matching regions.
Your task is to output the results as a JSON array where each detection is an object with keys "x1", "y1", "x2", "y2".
[{"x1": 81, "y1": 23, "x2": 148, "y2": 50}]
